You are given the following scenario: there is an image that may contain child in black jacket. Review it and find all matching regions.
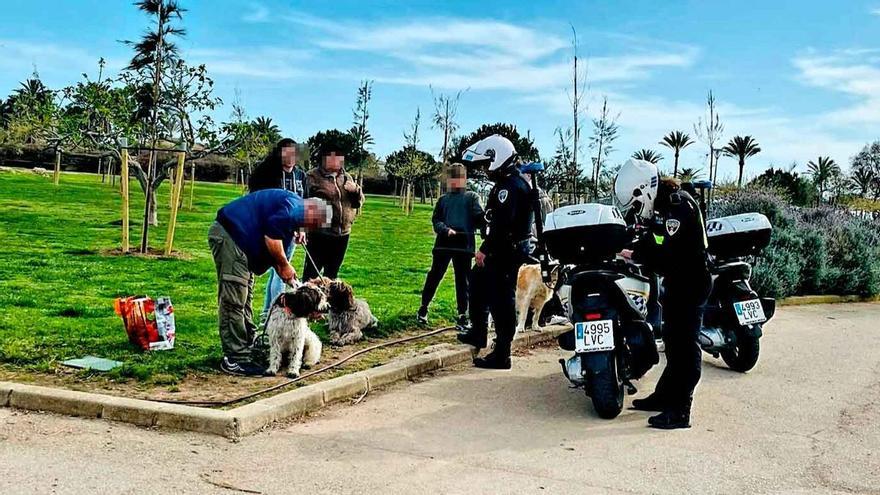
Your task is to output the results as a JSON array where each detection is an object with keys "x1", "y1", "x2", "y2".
[{"x1": 418, "y1": 164, "x2": 485, "y2": 328}]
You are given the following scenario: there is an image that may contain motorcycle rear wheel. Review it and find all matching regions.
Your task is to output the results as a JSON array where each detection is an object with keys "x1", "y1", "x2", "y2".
[
  {"x1": 720, "y1": 328, "x2": 761, "y2": 372},
  {"x1": 584, "y1": 353, "x2": 624, "y2": 419}
]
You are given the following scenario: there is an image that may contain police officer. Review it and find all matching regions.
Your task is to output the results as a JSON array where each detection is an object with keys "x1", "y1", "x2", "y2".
[
  {"x1": 456, "y1": 135, "x2": 534, "y2": 369},
  {"x1": 614, "y1": 158, "x2": 711, "y2": 429}
]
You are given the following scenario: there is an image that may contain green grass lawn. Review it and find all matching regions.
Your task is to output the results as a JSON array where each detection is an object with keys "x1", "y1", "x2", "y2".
[{"x1": 0, "y1": 170, "x2": 458, "y2": 382}]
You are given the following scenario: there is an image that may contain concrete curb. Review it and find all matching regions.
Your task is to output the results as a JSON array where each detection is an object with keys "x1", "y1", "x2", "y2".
[
  {"x1": 778, "y1": 295, "x2": 880, "y2": 306},
  {"x1": 1, "y1": 325, "x2": 572, "y2": 438}
]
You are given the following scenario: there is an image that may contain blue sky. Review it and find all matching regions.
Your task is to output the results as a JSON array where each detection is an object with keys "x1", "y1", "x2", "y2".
[{"x1": 2, "y1": 0, "x2": 879, "y2": 181}]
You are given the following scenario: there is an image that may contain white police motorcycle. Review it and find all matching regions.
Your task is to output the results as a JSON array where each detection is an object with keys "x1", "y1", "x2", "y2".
[{"x1": 537, "y1": 182, "x2": 775, "y2": 419}]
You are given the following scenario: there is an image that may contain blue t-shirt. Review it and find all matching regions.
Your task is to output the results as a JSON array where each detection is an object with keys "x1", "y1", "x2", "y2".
[{"x1": 216, "y1": 189, "x2": 305, "y2": 274}]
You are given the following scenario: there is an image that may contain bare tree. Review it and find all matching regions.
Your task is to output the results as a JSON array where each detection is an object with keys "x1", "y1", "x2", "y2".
[
  {"x1": 588, "y1": 96, "x2": 619, "y2": 198},
  {"x1": 430, "y1": 86, "x2": 465, "y2": 164},
  {"x1": 349, "y1": 80, "x2": 374, "y2": 186},
  {"x1": 567, "y1": 25, "x2": 589, "y2": 200},
  {"x1": 694, "y1": 90, "x2": 724, "y2": 193}
]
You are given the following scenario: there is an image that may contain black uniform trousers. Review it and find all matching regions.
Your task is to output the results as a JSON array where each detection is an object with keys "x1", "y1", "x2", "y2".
[
  {"x1": 653, "y1": 272, "x2": 712, "y2": 410},
  {"x1": 468, "y1": 255, "x2": 522, "y2": 356},
  {"x1": 303, "y1": 232, "x2": 350, "y2": 280},
  {"x1": 421, "y1": 251, "x2": 472, "y2": 316}
]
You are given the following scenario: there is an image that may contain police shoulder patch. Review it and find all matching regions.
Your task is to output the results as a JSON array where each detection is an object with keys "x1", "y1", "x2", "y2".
[
  {"x1": 498, "y1": 189, "x2": 509, "y2": 203},
  {"x1": 665, "y1": 218, "x2": 681, "y2": 236}
]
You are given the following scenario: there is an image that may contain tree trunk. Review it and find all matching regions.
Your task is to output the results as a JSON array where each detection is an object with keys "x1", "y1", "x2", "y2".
[
  {"x1": 738, "y1": 158, "x2": 744, "y2": 188},
  {"x1": 673, "y1": 151, "x2": 680, "y2": 178}
]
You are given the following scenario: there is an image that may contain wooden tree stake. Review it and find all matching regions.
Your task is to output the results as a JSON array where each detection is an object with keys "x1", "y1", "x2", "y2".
[
  {"x1": 164, "y1": 150, "x2": 186, "y2": 255},
  {"x1": 53, "y1": 150, "x2": 61, "y2": 186},
  {"x1": 188, "y1": 162, "x2": 195, "y2": 209},
  {"x1": 121, "y1": 147, "x2": 130, "y2": 253}
]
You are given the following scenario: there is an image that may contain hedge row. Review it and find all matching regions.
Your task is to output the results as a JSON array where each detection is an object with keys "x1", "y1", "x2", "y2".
[{"x1": 712, "y1": 190, "x2": 880, "y2": 298}]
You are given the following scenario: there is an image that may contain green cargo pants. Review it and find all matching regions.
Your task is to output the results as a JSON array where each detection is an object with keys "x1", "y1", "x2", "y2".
[{"x1": 208, "y1": 221, "x2": 256, "y2": 362}]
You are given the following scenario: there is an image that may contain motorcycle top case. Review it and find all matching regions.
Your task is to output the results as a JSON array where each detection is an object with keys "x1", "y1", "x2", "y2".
[
  {"x1": 706, "y1": 212, "x2": 772, "y2": 259},
  {"x1": 544, "y1": 204, "x2": 630, "y2": 264}
]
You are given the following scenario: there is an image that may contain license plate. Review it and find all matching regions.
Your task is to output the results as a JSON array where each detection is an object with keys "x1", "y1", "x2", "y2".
[
  {"x1": 734, "y1": 299, "x2": 766, "y2": 325},
  {"x1": 575, "y1": 320, "x2": 615, "y2": 352}
]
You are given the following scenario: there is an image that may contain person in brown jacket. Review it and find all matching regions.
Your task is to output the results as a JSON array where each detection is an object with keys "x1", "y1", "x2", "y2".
[{"x1": 302, "y1": 148, "x2": 364, "y2": 280}]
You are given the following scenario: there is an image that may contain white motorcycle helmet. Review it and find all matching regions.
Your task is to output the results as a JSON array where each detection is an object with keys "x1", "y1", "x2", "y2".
[
  {"x1": 613, "y1": 158, "x2": 660, "y2": 222},
  {"x1": 461, "y1": 134, "x2": 518, "y2": 179}
]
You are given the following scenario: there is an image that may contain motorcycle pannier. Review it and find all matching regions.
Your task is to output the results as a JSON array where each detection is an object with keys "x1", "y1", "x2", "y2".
[
  {"x1": 544, "y1": 204, "x2": 630, "y2": 264},
  {"x1": 706, "y1": 212, "x2": 772, "y2": 260}
]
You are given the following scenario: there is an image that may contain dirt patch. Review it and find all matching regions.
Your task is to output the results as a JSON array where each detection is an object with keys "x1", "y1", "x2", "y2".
[
  {"x1": 0, "y1": 327, "x2": 464, "y2": 406},
  {"x1": 101, "y1": 247, "x2": 192, "y2": 260}
]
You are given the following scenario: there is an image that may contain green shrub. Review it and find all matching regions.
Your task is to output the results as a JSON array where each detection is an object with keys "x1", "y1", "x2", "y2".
[
  {"x1": 712, "y1": 189, "x2": 794, "y2": 230},
  {"x1": 796, "y1": 226, "x2": 827, "y2": 294},
  {"x1": 750, "y1": 228, "x2": 804, "y2": 299},
  {"x1": 712, "y1": 191, "x2": 880, "y2": 298},
  {"x1": 822, "y1": 220, "x2": 880, "y2": 296}
]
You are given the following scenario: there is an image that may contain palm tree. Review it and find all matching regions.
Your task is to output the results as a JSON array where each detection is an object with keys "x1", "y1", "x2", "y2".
[
  {"x1": 807, "y1": 156, "x2": 840, "y2": 205},
  {"x1": 632, "y1": 148, "x2": 663, "y2": 164},
  {"x1": 14, "y1": 78, "x2": 52, "y2": 103},
  {"x1": 721, "y1": 135, "x2": 761, "y2": 188},
  {"x1": 253, "y1": 116, "x2": 281, "y2": 143},
  {"x1": 678, "y1": 167, "x2": 703, "y2": 182},
  {"x1": 850, "y1": 167, "x2": 876, "y2": 198},
  {"x1": 659, "y1": 130, "x2": 695, "y2": 178}
]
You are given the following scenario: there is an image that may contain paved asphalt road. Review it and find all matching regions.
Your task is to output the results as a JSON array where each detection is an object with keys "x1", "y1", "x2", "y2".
[{"x1": 1, "y1": 304, "x2": 879, "y2": 495}]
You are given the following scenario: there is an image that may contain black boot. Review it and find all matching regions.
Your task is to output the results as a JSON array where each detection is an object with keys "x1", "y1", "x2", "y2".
[
  {"x1": 473, "y1": 350, "x2": 511, "y2": 370},
  {"x1": 630, "y1": 393, "x2": 667, "y2": 412},
  {"x1": 417, "y1": 306, "x2": 429, "y2": 326},
  {"x1": 648, "y1": 399, "x2": 692, "y2": 430},
  {"x1": 456, "y1": 330, "x2": 486, "y2": 349}
]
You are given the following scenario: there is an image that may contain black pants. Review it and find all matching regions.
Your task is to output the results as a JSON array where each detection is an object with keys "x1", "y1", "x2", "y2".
[
  {"x1": 303, "y1": 232, "x2": 350, "y2": 280},
  {"x1": 468, "y1": 257, "x2": 521, "y2": 356},
  {"x1": 421, "y1": 251, "x2": 472, "y2": 315},
  {"x1": 653, "y1": 274, "x2": 712, "y2": 410}
]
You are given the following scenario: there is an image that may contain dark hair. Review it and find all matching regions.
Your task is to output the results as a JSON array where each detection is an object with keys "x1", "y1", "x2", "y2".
[
  {"x1": 248, "y1": 138, "x2": 298, "y2": 192},
  {"x1": 281, "y1": 285, "x2": 324, "y2": 318},
  {"x1": 448, "y1": 163, "x2": 467, "y2": 179},
  {"x1": 328, "y1": 280, "x2": 355, "y2": 310}
]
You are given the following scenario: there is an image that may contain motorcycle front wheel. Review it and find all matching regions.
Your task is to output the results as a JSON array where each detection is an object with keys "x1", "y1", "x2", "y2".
[
  {"x1": 720, "y1": 326, "x2": 761, "y2": 372},
  {"x1": 582, "y1": 352, "x2": 624, "y2": 419}
]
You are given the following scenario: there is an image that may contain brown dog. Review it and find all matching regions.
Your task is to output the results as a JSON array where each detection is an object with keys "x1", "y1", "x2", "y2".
[
  {"x1": 309, "y1": 278, "x2": 378, "y2": 346},
  {"x1": 515, "y1": 264, "x2": 558, "y2": 332}
]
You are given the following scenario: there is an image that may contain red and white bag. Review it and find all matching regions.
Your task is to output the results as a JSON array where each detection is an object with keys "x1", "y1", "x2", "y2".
[{"x1": 114, "y1": 296, "x2": 176, "y2": 351}]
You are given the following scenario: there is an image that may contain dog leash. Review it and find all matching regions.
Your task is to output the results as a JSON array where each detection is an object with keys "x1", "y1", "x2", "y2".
[
  {"x1": 299, "y1": 242, "x2": 323, "y2": 278},
  {"x1": 151, "y1": 325, "x2": 458, "y2": 407}
]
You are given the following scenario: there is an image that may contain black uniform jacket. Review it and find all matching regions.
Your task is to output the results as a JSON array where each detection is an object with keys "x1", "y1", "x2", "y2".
[
  {"x1": 633, "y1": 189, "x2": 710, "y2": 282},
  {"x1": 480, "y1": 171, "x2": 534, "y2": 260}
]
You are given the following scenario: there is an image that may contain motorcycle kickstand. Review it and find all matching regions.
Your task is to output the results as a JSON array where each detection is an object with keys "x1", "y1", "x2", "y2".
[{"x1": 623, "y1": 379, "x2": 638, "y2": 395}]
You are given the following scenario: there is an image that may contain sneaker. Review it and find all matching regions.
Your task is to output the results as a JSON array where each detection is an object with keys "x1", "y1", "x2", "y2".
[
  {"x1": 417, "y1": 307, "x2": 429, "y2": 326},
  {"x1": 221, "y1": 357, "x2": 266, "y2": 377},
  {"x1": 456, "y1": 314, "x2": 471, "y2": 331},
  {"x1": 548, "y1": 315, "x2": 570, "y2": 326}
]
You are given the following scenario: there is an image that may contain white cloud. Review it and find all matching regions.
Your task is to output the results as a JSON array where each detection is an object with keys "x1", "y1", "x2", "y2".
[
  {"x1": 243, "y1": 3, "x2": 270, "y2": 23},
  {"x1": 282, "y1": 13, "x2": 699, "y2": 92},
  {"x1": 187, "y1": 47, "x2": 313, "y2": 80},
  {"x1": 793, "y1": 49, "x2": 880, "y2": 126},
  {"x1": 0, "y1": 39, "x2": 96, "y2": 74}
]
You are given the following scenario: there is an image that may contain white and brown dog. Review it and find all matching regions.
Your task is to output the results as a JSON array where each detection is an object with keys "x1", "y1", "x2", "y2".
[
  {"x1": 515, "y1": 264, "x2": 559, "y2": 333},
  {"x1": 264, "y1": 283, "x2": 327, "y2": 378}
]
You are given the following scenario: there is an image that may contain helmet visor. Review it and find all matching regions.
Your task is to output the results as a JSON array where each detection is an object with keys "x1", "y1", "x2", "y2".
[{"x1": 462, "y1": 146, "x2": 494, "y2": 169}]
